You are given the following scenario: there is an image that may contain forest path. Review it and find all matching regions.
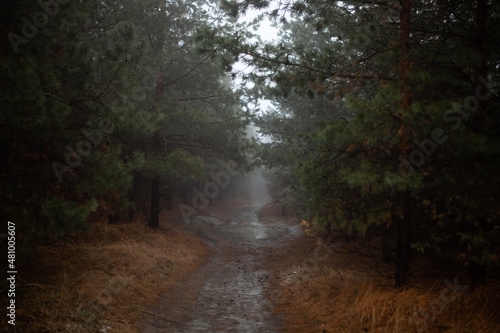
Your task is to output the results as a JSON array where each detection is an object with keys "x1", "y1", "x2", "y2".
[{"x1": 141, "y1": 202, "x2": 301, "y2": 333}]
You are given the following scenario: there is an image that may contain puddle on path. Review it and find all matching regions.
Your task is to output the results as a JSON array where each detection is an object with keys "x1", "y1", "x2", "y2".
[{"x1": 212, "y1": 225, "x2": 283, "y2": 241}]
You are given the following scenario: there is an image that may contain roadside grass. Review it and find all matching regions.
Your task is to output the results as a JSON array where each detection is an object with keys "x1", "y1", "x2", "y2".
[
  {"x1": 275, "y1": 238, "x2": 500, "y2": 333},
  {"x1": 3, "y1": 222, "x2": 209, "y2": 332}
]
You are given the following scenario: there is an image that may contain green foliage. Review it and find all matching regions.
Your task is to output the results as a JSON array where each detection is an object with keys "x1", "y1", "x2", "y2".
[
  {"x1": 40, "y1": 198, "x2": 98, "y2": 238},
  {"x1": 239, "y1": 0, "x2": 500, "y2": 280},
  {"x1": 1, "y1": 0, "x2": 250, "y2": 253}
]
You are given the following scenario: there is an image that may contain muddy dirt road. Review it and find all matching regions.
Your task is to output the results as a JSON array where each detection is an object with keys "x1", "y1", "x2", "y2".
[{"x1": 141, "y1": 203, "x2": 302, "y2": 333}]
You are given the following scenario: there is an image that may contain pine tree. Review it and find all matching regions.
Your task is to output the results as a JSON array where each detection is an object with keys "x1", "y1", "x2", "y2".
[
  {"x1": 112, "y1": 0, "x2": 251, "y2": 228},
  {"x1": 221, "y1": 0, "x2": 500, "y2": 287},
  {"x1": 0, "y1": 0, "x2": 251, "y2": 251}
]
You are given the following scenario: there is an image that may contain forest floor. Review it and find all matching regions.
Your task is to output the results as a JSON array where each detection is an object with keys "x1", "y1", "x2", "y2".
[
  {"x1": 142, "y1": 196, "x2": 500, "y2": 333},
  {"x1": 6, "y1": 196, "x2": 500, "y2": 333},
  {"x1": 255, "y1": 208, "x2": 500, "y2": 333},
  {"x1": 4, "y1": 211, "x2": 210, "y2": 332}
]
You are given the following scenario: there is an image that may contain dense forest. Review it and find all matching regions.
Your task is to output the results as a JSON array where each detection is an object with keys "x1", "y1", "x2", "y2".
[
  {"x1": 1, "y1": 0, "x2": 500, "y2": 332},
  {"x1": 1, "y1": 0, "x2": 253, "y2": 238},
  {"x1": 212, "y1": 0, "x2": 500, "y2": 288}
]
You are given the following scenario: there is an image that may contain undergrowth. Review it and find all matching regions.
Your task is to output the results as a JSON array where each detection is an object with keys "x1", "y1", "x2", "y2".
[
  {"x1": 275, "y1": 238, "x2": 500, "y2": 333},
  {"x1": 1, "y1": 223, "x2": 208, "y2": 332}
]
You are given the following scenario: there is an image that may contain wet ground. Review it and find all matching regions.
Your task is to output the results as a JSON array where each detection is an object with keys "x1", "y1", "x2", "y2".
[{"x1": 141, "y1": 204, "x2": 301, "y2": 333}]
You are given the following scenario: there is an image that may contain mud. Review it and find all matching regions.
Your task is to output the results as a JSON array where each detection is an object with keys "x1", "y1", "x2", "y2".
[{"x1": 141, "y1": 203, "x2": 301, "y2": 333}]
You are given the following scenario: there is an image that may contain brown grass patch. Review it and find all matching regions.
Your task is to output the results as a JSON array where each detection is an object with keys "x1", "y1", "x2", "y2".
[
  {"x1": 3, "y1": 223, "x2": 209, "y2": 332},
  {"x1": 274, "y1": 239, "x2": 500, "y2": 333}
]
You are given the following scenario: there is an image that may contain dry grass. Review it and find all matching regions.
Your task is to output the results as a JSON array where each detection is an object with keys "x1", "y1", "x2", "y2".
[
  {"x1": 274, "y1": 243, "x2": 500, "y2": 333},
  {"x1": 2, "y1": 223, "x2": 209, "y2": 333}
]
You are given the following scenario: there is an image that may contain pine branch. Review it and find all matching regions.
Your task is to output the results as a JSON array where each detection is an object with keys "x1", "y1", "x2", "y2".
[
  {"x1": 357, "y1": 45, "x2": 398, "y2": 65},
  {"x1": 175, "y1": 95, "x2": 220, "y2": 102},
  {"x1": 244, "y1": 51, "x2": 394, "y2": 81},
  {"x1": 169, "y1": 141, "x2": 218, "y2": 150}
]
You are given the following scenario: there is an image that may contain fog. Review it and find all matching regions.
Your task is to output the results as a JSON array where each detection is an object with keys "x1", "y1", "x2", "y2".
[{"x1": 236, "y1": 169, "x2": 271, "y2": 206}]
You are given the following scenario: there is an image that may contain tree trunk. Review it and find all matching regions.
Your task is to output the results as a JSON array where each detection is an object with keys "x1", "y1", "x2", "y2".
[
  {"x1": 472, "y1": 0, "x2": 488, "y2": 132},
  {"x1": 471, "y1": 262, "x2": 487, "y2": 289},
  {"x1": 148, "y1": 71, "x2": 164, "y2": 229},
  {"x1": 164, "y1": 179, "x2": 172, "y2": 211},
  {"x1": 382, "y1": 228, "x2": 391, "y2": 263},
  {"x1": 149, "y1": 174, "x2": 160, "y2": 229},
  {"x1": 394, "y1": 0, "x2": 413, "y2": 289},
  {"x1": 128, "y1": 172, "x2": 142, "y2": 222},
  {"x1": 397, "y1": 0, "x2": 412, "y2": 151},
  {"x1": 395, "y1": 192, "x2": 412, "y2": 288},
  {"x1": 149, "y1": 129, "x2": 162, "y2": 229}
]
